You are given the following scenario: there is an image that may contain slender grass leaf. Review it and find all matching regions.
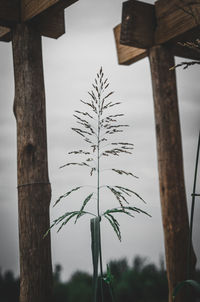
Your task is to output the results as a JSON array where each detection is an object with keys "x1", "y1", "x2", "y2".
[
  {"x1": 104, "y1": 208, "x2": 134, "y2": 218},
  {"x1": 44, "y1": 211, "x2": 80, "y2": 237},
  {"x1": 124, "y1": 206, "x2": 151, "y2": 217},
  {"x1": 58, "y1": 212, "x2": 79, "y2": 232},
  {"x1": 75, "y1": 110, "x2": 94, "y2": 119},
  {"x1": 104, "y1": 265, "x2": 116, "y2": 302},
  {"x1": 111, "y1": 142, "x2": 134, "y2": 146},
  {"x1": 75, "y1": 193, "x2": 94, "y2": 222},
  {"x1": 115, "y1": 186, "x2": 146, "y2": 203},
  {"x1": 104, "y1": 91, "x2": 114, "y2": 99},
  {"x1": 68, "y1": 150, "x2": 90, "y2": 155},
  {"x1": 53, "y1": 186, "x2": 82, "y2": 207},
  {"x1": 107, "y1": 186, "x2": 129, "y2": 207},
  {"x1": 173, "y1": 280, "x2": 200, "y2": 299},
  {"x1": 90, "y1": 217, "x2": 101, "y2": 302},
  {"x1": 112, "y1": 169, "x2": 138, "y2": 178},
  {"x1": 56, "y1": 210, "x2": 96, "y2": 232},
  {"x1": 60, "y1": 162, "x2": 90, "y2": 169},
  {"x1": 103, "y1": 264, "x2": 114, "y2": 285},
  {"x1": 104, "y1": 213, "x2": 121, "y2": 241}
]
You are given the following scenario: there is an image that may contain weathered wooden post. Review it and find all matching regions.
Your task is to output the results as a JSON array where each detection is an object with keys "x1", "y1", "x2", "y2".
[
  {"x1": 0, "y1": 1, "x2": 78, "y2": 301},
  {"x1": 114, "y1": 1, "x2": 200, "y2": 301}
]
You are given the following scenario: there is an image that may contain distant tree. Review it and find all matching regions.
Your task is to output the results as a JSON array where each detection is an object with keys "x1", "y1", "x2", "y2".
[
  {"x1": 67, "y1": 271, "x2": 92, "y2": 302},
  {"x1": 0, "y1": 256, "x2": 170, "y2": 302},
  {"x1": 0, "y1": 269, "x2": 19, "y2": 302}
]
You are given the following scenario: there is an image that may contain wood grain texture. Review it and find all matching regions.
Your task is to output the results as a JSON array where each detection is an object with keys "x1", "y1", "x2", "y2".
[
  {"x1": 172, "y1": 40, "x2": 200, "y2": 60},
  {"x1": 0, "y1": 26, "x2": 11, "y2": 42},
  {"x1": 156, "y1": 0, "x2": 198, "y2": 19},
  {"x1": 32, "y1": 9, "x2": 65, "y2": 39},
  {"x1": 120, "y1": 0, "x2": 156, "y2": 49},
  {"x1": 114, "y1": 24, "x2": 147, "y2": 65},
  {"x1": 22, "y1": 0, "x2": 78, "y2": 21},
  {"x1": 12, "y1": 24, "x2": 53, "y2": 302},
  {"x1": 114, "y1": 24, "x2": 200, "y2": 66},
  {"x1": 155, "y1": 1, "x2": 200, "y2": 44},
  {"x1": 149, "y1": 45, "x2": 196, "y2": 302},
  {"x1": 0, "y1": 0, "x2": 19, "y2": 26}
]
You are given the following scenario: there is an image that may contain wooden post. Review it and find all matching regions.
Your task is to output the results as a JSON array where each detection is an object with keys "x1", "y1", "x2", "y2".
[
  {"x1": 12, "y1": 23, "x2": 52, "y2": 302},
  {"x1": 148, "y1": 45, "x2": 196, "y2": 302}
]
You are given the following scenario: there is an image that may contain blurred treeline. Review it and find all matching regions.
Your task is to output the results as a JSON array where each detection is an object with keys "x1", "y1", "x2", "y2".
[{"x1": 1, "y1": 256, "x2": 200, "y2": 302}]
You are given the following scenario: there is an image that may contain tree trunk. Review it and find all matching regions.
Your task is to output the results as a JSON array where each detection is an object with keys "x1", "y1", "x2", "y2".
[
  {"x1": 12, "y1": 24, "x2": 53, "y2": 302},
  {"x1": 148, "y1": 45, "x2": 196, "y2": 302}
]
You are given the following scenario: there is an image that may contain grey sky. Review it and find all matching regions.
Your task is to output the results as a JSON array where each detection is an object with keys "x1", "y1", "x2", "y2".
[{"x1": 0, "y1": 0, "x2": 199, "y2": 281}]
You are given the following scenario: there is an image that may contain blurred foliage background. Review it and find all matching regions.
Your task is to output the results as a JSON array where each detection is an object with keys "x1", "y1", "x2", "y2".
[{"x1": 1, "y1": 255, "x2": 200, "y2": 302}]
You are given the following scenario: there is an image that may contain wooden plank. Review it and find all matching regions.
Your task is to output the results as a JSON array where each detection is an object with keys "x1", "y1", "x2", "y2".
[
  {"x1": 172, "y1": 40, "x2": 200, "y2": 61},
  {"x1": 114, "y1": 24, "x2": 147, "y2": 65},
  {"x1": 149, "y1": 44, "x2": 196, "y2": 302},
  {"x1": 22, "y1": 0, "x2": 78, "y2": 21},
  {"x1": 0, "y1": 26, "x2": 11, "y2": 42},
  {"x1": 120, "y1": 0, "x2": 156, "y2": 49},
  {"x1": 32, "y1": 9, "x2": 65, "y2": 39},
  {"x1": 0, "y1": 0, "x2": 19, "y2": 26},
  {"x1": 114, "y1": 23, "x2": 200, "y2": 65},
  {"x1": 155, "y1": 1, "x2": 200, "y2": 44},
  {"x1": 156, "y1": 0, "x2": 197, "y2": 19}
]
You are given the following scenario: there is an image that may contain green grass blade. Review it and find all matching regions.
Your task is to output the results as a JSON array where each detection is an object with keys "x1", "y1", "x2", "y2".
[
  {"x1": 115, "y1": 186, "x2": 146, "y2": 203},
  {"x1": 104, "y1": 214, "x2": 121, "y2": 241},
  {"x1": 90, "y1": 217, "x2": 101, "y2": 302},
  {"x1": 173, "y1": 280, "x2": 200, "y2": 299},
  {"x1": 75, "y1": 193, "x2": 94, "y2": 222},
  {"x1": 53, "y1": 186, "x2": 82, "y2": 207}
]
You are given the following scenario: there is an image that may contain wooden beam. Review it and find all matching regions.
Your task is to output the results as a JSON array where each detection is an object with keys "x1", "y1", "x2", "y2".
[
  {"x1": 114, "y1": 24, "x2": 147, "y2": 65},
  {"x1": 0, "y1": 26, "x2": 11, "y2": 42},
  {"x1": 172, "y1": 41, "x2": 200, "y2": 61},
  {"x1": 22, "y1": 0, "x2": 78, "y2": 21},
  {"x1": 120, "y1": 0, "x2": 155, "y2": 49},
  {"x1": 156, "y1": 0, "x2": 198, "y2": 20},
  {"x1": 155, "y1": 0, "x2": 200, "y2": 44},
  {"x1": 120, "y1": 0, "x2": 200, "y2": 49},
  {"x1": 32, "y1": 9, "x2": 65, "y2": 39},
  {"x1": 148, "y1": 44, "x2": 196, "y2": 302},
  {"x1": 0, "y1": 0, "x2": 19, "y2": 26},
  {"x1": 114, "y1": 23, "x2": 200, "y2": 64},
  {"x1": 12, "y1": 23, "x2": 53, "y2": 302}
]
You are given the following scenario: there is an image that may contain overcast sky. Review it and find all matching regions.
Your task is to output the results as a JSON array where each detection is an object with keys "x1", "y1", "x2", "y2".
[{"x1": 0, "y1": 0, "x2": 199, "y2": 281}]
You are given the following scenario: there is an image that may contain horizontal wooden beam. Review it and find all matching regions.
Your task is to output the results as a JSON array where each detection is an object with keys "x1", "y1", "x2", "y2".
[
  {"x1": 114, "y1": 24, "x2": 147, "y2": 65},
  {"x1": 114, "y1": 23, "x2": 200, "y2": 66},
  {"x1": 155, "y1": 1, "x2": 200, "y2": 44},
  {"x1": 120, "y1": 0, "x2": 155, "y2": 49},
  {"x1": 0, "y1": 0, "x2": 19, "y2": 26},
  {"x1": 22, "y1": 0, "x2": 78, "y2": 21},
  {"x1": 32, "y1": 9, "x2": 65, "y2": 39},
  {"x1": 120, "y1": 0, "x2": 200, "y2": 49},
  {"x1": 0, "y1": 26, "x2": 11, "y2": 42},
  {"x1": 155, "y1": 0, "x2": 197, "y2": 20},
  {"x1": 172, "y1": 41, "x2": 200, "y2": 61}
]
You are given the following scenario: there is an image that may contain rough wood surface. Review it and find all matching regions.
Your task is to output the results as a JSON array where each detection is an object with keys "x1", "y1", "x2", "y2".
[
  {"x1": 32, "y1": 9, "x2": 65, "y2": 39},
  {"x1": 12, "y1": 23, "x2": 53, "y2": 302},
  {"x1": 0, "y1": 0, "x2": 19, "y2": 26},
  {"x1": 113, "y1": 24, "x2": 200, "y2": 65},
  {"x1": 155, "y1": 2, "x2": 200, "y2": 44},
  {"x1": 172, "y1": 41, "x2": 200, "y2": 61},
  {"x1": 156, "y1": 0, "x2": 198, "y2": 19},
  {"x1": 22, "y1": 0, "x2": 78, "y2": 21},
  {"x1": 120, "y1": 0, "x2": 155, "y2": 49},
  {"x1": 0, "y1": 26, "x2": 11, "y2": 42},
  {"x1": 149, "y1": 45, "x2": 196, "y2": 302},
  {"x1": 114, "y1": 24, "x2": 147, "y2": 65}
]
